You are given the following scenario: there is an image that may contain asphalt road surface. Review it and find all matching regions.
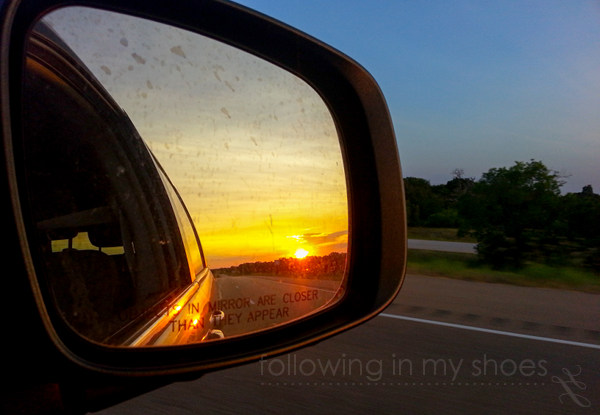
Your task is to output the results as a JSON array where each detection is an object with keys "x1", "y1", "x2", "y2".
[
  {"x1": 96, "y1": 274, "x2": 599, "y2": 414},
  {"x1": 408, "y1": 239, "x2": 477, "y2": 253},
  {"x1": 211, "y1": 275, "x2": 341, "y2": 337}
]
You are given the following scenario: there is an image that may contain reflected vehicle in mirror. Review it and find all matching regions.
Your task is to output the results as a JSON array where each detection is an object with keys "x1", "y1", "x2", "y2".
[
  {"x1": 24, "y1": 21, "x2": 220, "y2": 346},
  {"x1": 21, "y1": 7, "x2": 348, "y2": 347}
]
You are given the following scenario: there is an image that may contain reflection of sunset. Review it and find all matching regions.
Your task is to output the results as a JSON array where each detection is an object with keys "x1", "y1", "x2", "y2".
[
  {"x1": 198, "y1": 218, "x2": 348, "y2": 268},
  {"x1": 294, "y1": 248, "x2": 309, "y2": 259},
  {"x1": 39, "y1": 7, "x2": 349, "y2": 348},
  {"x1": 46, "y1": 8, "x2": 348, "y2": 270}
]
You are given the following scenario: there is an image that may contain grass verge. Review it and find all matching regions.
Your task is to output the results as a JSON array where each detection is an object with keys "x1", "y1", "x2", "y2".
[{"x1": 406, "y1": 249, "x2": 600, "y2": 293}]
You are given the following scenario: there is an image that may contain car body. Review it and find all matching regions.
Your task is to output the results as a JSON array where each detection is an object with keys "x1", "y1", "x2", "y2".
[{"x1": 24, "y1": 20, "x2": 221, "y2": 347}]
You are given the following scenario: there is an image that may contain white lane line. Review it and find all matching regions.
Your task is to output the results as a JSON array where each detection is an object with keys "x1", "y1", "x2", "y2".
[{"x1": 379, "y1": 313, "x2": 600, "y2": 350}]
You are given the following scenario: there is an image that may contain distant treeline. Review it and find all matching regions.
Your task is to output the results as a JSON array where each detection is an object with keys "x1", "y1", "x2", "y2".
[
  {"x1": 214, "y1": 252, "x2": 347, "y2": 279},
  {"x1": 406, "y1": 161, "x2": 600, "y2": 271}
]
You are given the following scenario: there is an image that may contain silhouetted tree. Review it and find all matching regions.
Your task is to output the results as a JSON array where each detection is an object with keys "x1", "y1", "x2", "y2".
[
  {"x1": 403, "y1": 177, "x2": 443, "y2": 226},
  {"x1": 458, "y1": 160, "x2": 564, "y2": 269},
  {"x1": 559, "y1": 185, "x2": 600, "y2": 271}
]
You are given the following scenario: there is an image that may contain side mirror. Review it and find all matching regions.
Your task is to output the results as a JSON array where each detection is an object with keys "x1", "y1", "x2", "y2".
[
  {"x1": 24, "y1": 13, "x2": 352, "y2": 347},
  {"x1": 0, "y1": 0, "x2": 406, "y2": 411}
]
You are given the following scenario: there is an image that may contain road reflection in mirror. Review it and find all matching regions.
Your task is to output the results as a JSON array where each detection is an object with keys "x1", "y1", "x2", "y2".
[{"x1": 24, "y1": 7, "x2": 348, "y2": 346}]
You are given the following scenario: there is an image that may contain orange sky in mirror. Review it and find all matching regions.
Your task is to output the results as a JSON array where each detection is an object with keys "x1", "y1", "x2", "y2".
[
  {"x1": 203, "y1": 231, "x2": 348, "y2": 269},
  {"x1": 42, "y1": 7, "x2": 349, "y2": 270},
  {"x1": 198, "y1": 215, "x2": 348, "y2": 269},
  {"x1": 171, "y1": 154, "x2": 349, "y2": 269},
  {"x1": 144, "y1": 114, "x2": 348, "y2": 269}
]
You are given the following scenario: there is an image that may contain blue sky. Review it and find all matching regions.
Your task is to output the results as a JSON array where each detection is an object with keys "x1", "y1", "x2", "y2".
[{"x1": 235, "y1": 0, "x2": 600, "y2": 194}]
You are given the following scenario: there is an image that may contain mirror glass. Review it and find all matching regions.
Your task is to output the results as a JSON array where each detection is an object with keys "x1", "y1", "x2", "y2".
[{"x1": 22, "y1": 7, "x2": 348, "y2": 346}]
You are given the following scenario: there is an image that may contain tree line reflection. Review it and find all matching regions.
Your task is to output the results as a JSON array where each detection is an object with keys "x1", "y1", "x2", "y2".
[{"x1": 214, "y1": 252, "x2": 347, "y2": 279}]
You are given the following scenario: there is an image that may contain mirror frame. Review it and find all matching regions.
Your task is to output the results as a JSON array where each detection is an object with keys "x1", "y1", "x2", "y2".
[{"x1": 1, "y1": 0, "x2": 406, "y2": 376}]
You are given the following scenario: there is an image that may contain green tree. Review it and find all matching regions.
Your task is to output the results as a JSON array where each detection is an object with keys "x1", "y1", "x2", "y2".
[
  {"x1": 403, "y1": 177, "x2": 443, "y2": 226},
  {"x1": 404, "y1": 170, "x2": 475, "y2": 228},
  {"x1": 458, "y1": 160, "x2": 564, "y2": 269},
  {"x1": 559, "y1": 186, "x2": 600, "y2": 271},
  {"x1": 427, "y1": 170, "x2": 475, "y2": 228}
]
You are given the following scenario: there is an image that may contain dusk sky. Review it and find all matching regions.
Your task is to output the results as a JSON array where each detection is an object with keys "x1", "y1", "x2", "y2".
[
  {"x1": 43, "y1": 7, "x2": 348, "y2": 268},
  {"x1": 236, "y1": 0, "x2": 600, "y2": 194},
  {"x1": 40, "y1": 2, "x2": 598, "y2": 267}
]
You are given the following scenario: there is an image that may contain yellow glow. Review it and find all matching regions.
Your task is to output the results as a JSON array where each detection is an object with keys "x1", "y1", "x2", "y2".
[
  {"x1": 45, "y1": 6, "x2": 350, "y2": 272},
  {"x1": 294, "y1": 248, "x2": 309, "y2": 259},
  {"x1": 199, "y1": 218, "x2": 348, "y2": 268}
]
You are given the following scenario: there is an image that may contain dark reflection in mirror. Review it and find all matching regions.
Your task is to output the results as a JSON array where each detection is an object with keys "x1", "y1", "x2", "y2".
[{"x1": 22, "y1": 7, "x2": 348, "y2": 346}]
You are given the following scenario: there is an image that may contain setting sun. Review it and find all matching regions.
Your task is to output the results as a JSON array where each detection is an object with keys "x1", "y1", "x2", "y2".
[{"x1": 294, "y1": 248, "x2": 309, "y2": 259}]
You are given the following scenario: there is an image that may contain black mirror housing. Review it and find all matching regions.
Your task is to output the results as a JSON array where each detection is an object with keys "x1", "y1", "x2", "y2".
[{"x1": 0, "y1": 0, "x2": 406, "y2": 410}]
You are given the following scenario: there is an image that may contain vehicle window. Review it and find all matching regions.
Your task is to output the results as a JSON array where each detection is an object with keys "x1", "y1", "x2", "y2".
[
  {"x1": 51, "y1": 232, "x2": 125, "y2": 255},
  {"x1": 156, "y1": 161, "x2": 205, "y2": 280},
  {"x1": 22, "y1": 24, "x2": 195, "y2": 345}
]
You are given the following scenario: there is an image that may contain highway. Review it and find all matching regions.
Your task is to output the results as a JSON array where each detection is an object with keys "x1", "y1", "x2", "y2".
[
  {"x1": 210, "y1": 275, "x2": 342, "y2": 337},
  {"x1": 96, "y1": 273, "x2": 599, "y2": 414},
  {"x1": 408, "y1": 239, "x2": 477, "y2": 253}
]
